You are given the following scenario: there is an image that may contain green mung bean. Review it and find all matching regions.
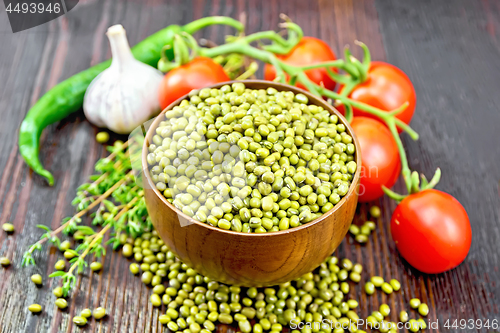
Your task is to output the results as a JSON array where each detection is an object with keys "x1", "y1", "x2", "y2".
[
  {"x1": 253, "y1": 323, "x2": 263, "y2": 333},
  {"x1": 90, "y1": 262, "x2": 102, "y2": 271},
  {"x1": 159, "y1": 314, "x2": 171, "y2": 324},
  {"x1": 347, "y1": 300, "x2": 358, "y2": 309},
  {"x1": 123, "y1": 243, "x2": 133, "y2": 257},
  {"x1": 399, "y1": 310, "x2": 409, "y2": 323},
  {"x1": 94, "y1": 307, "x2": 107, "y2": 320},
  {"x1": 371, "y1": 276, "x2": 384, "y2": 287},
  {"x1": 355, "y1": 234, "x2": 368, "y2": 243},
  {"x1": 366, "y1": 315, "x2": 378, "y2": 325},
  {"x1": 54, "y1": 259, "x2": 66, "y2": 271},
  {"x1": 53, "y1": 287, "x2": 63, "y2": 298},
  {"x1": 80, "y1": 309, "x2": 92, "y2": 318},
  {"x1": 389, "y1": 279, "x2": 401, "y2": 291},
  {"x1": 55, "y1": 298, "x2": 68, "y2": 309},
  {"x1": 0, "y1": 257, "x2": 10, "y2": 267},
  {"x1": 360, "y1": 225, "x2": 372, "y2": 236},
  {"x1": 418, "y1": 318, "x2": 427, "y2": 329},
  {"x1": 349, "y1": 272, "x2": 361, "y2": 283},
  {"x1": 239, "y1": 320, "x2": 252, "y2": 333},
  {"x1": 130, "y1": 263, "x2": 140, "y2": 275},
  {"x1": 28, "y1": 304, "x2": 42, "y2": 313},
  {"x1": 369, "y1": 206, "x2": 381, "y2": 218},
  {"x1": 379, "y1": 304, "x2": 390, "y2": 317},
  {"x1": 409, "y1": 298, "x2": 421, "y2": 309},
  {"x1": 364, "y1": 282, "x2": 375, "y2": 295},
  {"x1": 31, "y1": 274, "x2": 43, "y2": 286},
  {"x1": 167, "y1": 321, "x2": 179, "y2": 331},
  {"x1": 341, "y1": 259, "x2": 353, "y2": 271},
  {"x1": 337, "y1": 269, "x2": 348, "y2": 281},
  {"x1": 352, "y1": 263, "x2": 363, "y2": 274},
  {"x1": 381, "y1": 282, "x2": 393, "y2": 294},
  {"x1": 147, "y1": 84, "x2": 357, "y2": 233},
  {"x1": 59, "y1": 240, "x2": 71, "y2": 251},
  {"x1": 379, "y1": 321, "x2": 391, "y2": 333},
  {"x1": 2, "y1": 223, "x2": 14, "y2": 233},
  {"x1": 418, "y1": 303, "x2": 429, "y2": 316},
  {"x1": 364, "y1": 221, "x2": 376, "y2": 230},
  {"x1": 340, "y1": 282, "x2": 349, "y2": 294},
  {"x1": 346, "y1": 310, "x2": 359, "y2": 321},
  {"x1": 408, "y1": 319, "x2": 419, "y2": 332},
  {"x1": 339, "y1": 302, "x2": 349, "y2": 314},
  {"x1": 73, "y1": 316, "x2": 87, "y2": 326},
  {"x1": 371, "y1": 311, "x2": 384, "y2": 322},
  {"x1": 96, "y1": 131, "x2": 110, "y2": 143},
  {"x1": 218, "y1": 313, "x2": 233, "y2": 324},
  {"x1": 153, "y1": 285, "x2": 166, "y2": 295}
]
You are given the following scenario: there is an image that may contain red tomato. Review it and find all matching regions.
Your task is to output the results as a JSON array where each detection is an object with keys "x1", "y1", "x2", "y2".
[
  {"x1": 264, "y1": 37, "x2": 337, "y2": 91},
  {"x1": 351, "y1": 117, "x2": 400, "y2": 202},
  {"x1": 339, "y1": 62, "x2": 416, "y2": 129},
  {"x1": 391, "y1": 189, "x2": 471, "y2": 274},
  {"x1": 158, "y1": 57, "x2": 230, "y2": 110}
]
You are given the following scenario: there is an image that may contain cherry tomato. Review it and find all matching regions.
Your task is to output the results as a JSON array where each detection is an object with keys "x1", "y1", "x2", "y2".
[
  {"x1": 351, "y1": 117, "x2": 400, "y2": 202},
  {"x1": 264, "y1": 37, "x2": 337, "y2": 91},
  {"x1": 391, "y1": 189, "x2": 471, "y2": 274},
  {"x1": 158, "y1": 57, "x2": 230, "y2": 110},
  {"x1": 339, "y1": 62, "x2": 416, "y2": 129}
]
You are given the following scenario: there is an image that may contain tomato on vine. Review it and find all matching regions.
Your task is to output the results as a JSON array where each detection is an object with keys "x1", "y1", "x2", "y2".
[
  {"x1": 390, "y1": 189, "x2": 471, "y2": 274},
  {"x1": 339, "y1": 62, "x2": 416, "y2": 130},
  {"x1": 158, "y1": 57, "x2": 229, "y2": 110},
  {"x1": 351, "y1": 117, "x2": 401, "y2": 202},
  {"x1": 264, "y1": 37, "x2": 337, "y2": 91}
]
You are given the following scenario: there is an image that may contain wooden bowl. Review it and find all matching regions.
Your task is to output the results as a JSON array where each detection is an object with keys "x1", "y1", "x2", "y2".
[{"x1": 142, "y1": 80, "x2": 361, "y2": 287}]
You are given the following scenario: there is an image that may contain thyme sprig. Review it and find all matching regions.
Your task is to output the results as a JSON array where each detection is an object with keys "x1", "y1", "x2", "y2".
[{"x1": 22, "y1": 140, "x2": 148, "y2": 296}]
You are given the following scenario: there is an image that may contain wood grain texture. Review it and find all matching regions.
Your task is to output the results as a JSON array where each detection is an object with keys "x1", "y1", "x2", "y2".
[{"x1": 0, "y1": 0, "x2": 498, "y2": 332}]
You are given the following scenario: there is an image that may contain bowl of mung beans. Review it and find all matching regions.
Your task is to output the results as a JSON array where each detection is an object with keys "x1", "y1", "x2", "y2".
[{"x1": 142, "y1": 80, "x2": 361, "y2": 286}]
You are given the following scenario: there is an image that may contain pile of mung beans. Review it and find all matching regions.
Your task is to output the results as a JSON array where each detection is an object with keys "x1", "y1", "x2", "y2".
[
  {"x1": 4, "y1": 216, "x2": 431, "y2": 331},
  {"x1": 120, "y1": 229, "x2": 430, "y2": 333},
  {"x1": 146, "y1": 83, "x2": 357, "y2": 232}
]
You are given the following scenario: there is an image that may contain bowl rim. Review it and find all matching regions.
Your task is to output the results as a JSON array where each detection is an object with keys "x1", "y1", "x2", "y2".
[{"x1": 142, "y1": 79, "x2": 361, "y2": 237}]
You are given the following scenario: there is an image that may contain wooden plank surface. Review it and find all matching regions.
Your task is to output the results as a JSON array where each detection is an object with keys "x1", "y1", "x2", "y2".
[{"x1": 0, "y1": 0, "x2": 499, "y2": 332}]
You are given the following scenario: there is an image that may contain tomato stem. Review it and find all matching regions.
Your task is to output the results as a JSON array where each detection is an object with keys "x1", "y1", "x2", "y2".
[
  {"x1": 245, "y1": 31, "x2": 288, "y2": 47},
  {"x1": 260, "y1": 22, "x2": 303, "y2": 55},
  {"x1": 235, "y1": 62, "x2": 259, "y2": 80},
  {"x1": 181, "y1": 32, "x2": 202, "y2": 56},
  {"x1": 349, "y1": 55, "x2": 367, "y2": 82},
  {"x1": 182, "y1": 16, "x2": 244, "y2": 35},
  {"x1": 411, "y1": 171, "x2": 421, "y2": 193},
  {"x1": 326, "y1": 68, "x2": 351, "y2": 85},
  {"x1": 174, "y1": 35, "x2": 191, "y2": 66},
  {"x1": 386, "y1": 119, "x2": 413, "y2": 195},
  {"x1": 382, "y1": 186, "x2": 407, "y2": 202},
  {"x1": 158, "y1": 34, "x2": 193, "y2": 72},
  {"x1": 355, "y1": 40, "x2": 371, "y2": 71},
  {"x1": 421, "y1": 168, "x2": 441, "y2": 191},
  {"x1": 299, "y1": 60, "x2": 345, "y2": 70}
]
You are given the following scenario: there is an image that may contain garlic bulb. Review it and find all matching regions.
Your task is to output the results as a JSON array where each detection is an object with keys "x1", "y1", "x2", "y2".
[{"x1": 84, "y1": 24, "x2": 164, "y2": 134}]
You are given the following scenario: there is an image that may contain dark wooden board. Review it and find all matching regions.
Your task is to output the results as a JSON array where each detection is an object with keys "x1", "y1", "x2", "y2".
[{"x1": 0, "y1": 0, "x2": 499, "y2": 332}]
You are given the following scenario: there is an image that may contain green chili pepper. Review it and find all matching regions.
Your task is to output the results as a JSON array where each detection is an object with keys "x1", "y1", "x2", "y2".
[{"x1": 19, "y1": 16, "x2": 243, "y2": 185}]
